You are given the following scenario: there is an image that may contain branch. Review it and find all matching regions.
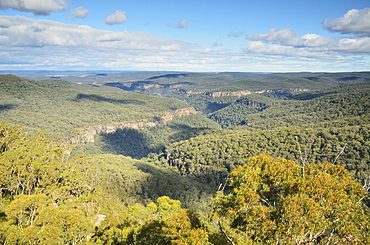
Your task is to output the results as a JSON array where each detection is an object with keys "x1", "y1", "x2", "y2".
[
  {"x1": 217, "y1": 218, "x2": 236, "y2": 245},
  {"x1": 218, "y1": 175, "x2": 229, "y2": 192},
  {"x1": 295, "y1": 136, "x2": 306, "y2": 166},
  {"x1": 332, "y1": 143, "x2": 347, "y2": 165},
  {"x1": 321, "y1": 143, "x2": 347, "y2": 173},
  {"x1": 217, "y1": 176, "x2": 235, "y2": 245},
  {"x1": 363, "y1": 175, "x2": 370, "y2": 192}
]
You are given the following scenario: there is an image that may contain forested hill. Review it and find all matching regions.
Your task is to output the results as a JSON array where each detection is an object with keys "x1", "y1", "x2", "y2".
[
  {"x1": 0, "y1": 74, "x2": 218, "y2": 143},
  {"x1": 165, "y1": 82, "x2": 370, "y2": 190},
  {"x1": 1, "y1": 72, "x2": 370, "y2": 244},
  {"x1": 99, "y1": 71, "x2": 370, "y2": 93},
  {"x1": 92, "y1": 71, "x2": 370, "y2": 128},
  {"x1": 240, "y1": 82, "x2": 370, "y2": 130}
]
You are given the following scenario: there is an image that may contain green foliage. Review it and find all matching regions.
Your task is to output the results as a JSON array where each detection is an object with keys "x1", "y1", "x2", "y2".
[
  {"x1": 212, "y1": 155, "x2": 370, "y2": 244},
  {"x1": 0, "y1": 122, "x2": 69, "y2": 198},
  {"x1": 75, "y1": 114, "x2": 220, "y2": 158},
  {"x1": 242, "y1": 88, "x2": 370, "y2": 131},
  {"x1": 0, "y1": 123, "x2": 215, "y2": 244},
  {"x1": 165, "y1": 126, "x2": 370, "y2": 189},
  {"x1": 104, "y1": 72, "x2": 370, "y2": 94},
  {"x1": 90, "y1": 196, "x2": 212, "y2": 245},
  {"x1": 3, "y1": 195, "x2": 94, "y2": 245},
  {"x1": 0, "y1": 123, "x2": 98, "y2": 244},
  {"x1": 1, "y1": 71, "x2": 370, "y2": 244},
  {"x1": 208, "y1": 95, "x2": 271, "y2": 128},
  {"x1": 0, "y1": 74, "x2": 191, "y2": 140}
]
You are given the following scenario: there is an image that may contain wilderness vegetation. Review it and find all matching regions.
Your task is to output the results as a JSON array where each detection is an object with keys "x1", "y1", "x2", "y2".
[{"x1": 1, "y1": 72, "x2": 370, "y2": 244}]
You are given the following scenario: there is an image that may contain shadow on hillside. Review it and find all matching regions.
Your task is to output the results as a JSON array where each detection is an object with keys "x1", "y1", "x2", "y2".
[
  {"x1": 147, "y1": 73, "x2": 189, "y2": 80},
  {"x1": 98, "y1": 125, "x2": 216, "y2": 159},
  {"x1": 0, "y1": 104, "x2": 15, "y2": 112},
  {"x1": 104, "y1": 80, "x2": 194, "y2": 92},
  {"x1": 133, "y1": 161, "x2": 218, "y2": 210},
  {"x1": 99, "y1": 128, "x2": 163, "y2": 159},
  {"x1": 204, "y1": 102, "x2": 230, "y2": 113},
  {"x1": 289, "y1": 91, "x2": 336, "y2": 100},
  {"x1": 168, "y1": 126, "x2": 215, "y2": 143},
  {"x1": 74, "y1": 93, "x2": 146, "y2": 105},
  {"x1": 338, "y1": 76, "x2": 360, "y2": 81}
]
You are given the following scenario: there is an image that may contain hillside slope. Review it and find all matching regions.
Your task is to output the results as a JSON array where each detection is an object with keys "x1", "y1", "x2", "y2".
[
  {"x1": 0, "y1": 75, "x2": 202, "y2": 139},
  {"x1": 164, "y1": 82, "x2": 370, "y2": 190},
  {"x1": 0, "y1": 75, "x2": 220, "y2": 158}
]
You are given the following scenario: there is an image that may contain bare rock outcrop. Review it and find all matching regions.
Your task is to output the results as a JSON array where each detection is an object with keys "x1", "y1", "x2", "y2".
[{"x1": 70, "y1": 107, "x2": 196, "y2": 144}]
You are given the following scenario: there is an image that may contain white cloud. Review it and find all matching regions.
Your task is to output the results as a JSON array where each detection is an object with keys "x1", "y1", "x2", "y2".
[
  {"x1": 0, "y1": 16, "x2": 195, "y2": 70},
  {"x1": 0, "y1": 0, "x2": 68, "y2": 16},
  {"x1": 246, "y1": 28, "x2": 335, "y2": 48},
  {"x1": 0, "y1": 14, "x2": 368, "y2": 72},
  {"x1": 244, "y1": 40, "x2": 336, "y2": 60},
  {"x1": 323, "y1": 8, "x2": 370, "y2": 36},
  {"x1": 167, "y1": 19, "x2": 188, "y2": 29},
  {"x1": 247, "y1": 28, "x2": 301, "y2": 46},
  {"x1": 244, "y1": 27, "x2": 370, "y2": 59},
  {"x1": 178, "y1": 19, "x2": 188, "y2": 29},
  {"x1": 335, "y1": 37, "x2": 370, "y2": 54},
  {"x1": 105, "y1": 10, "x2": 127, "y2": 25},
  {"x1": 0, "y1": 16, "x2": 189, "y2": 50},
  {"x1": 69, "y1": 6, "x2": 89, "y2": 20},
  {"x1": 201, "y1": 48, "x2": 212, "y2": 53},
  {"x1": 300, "y1": 33, "x2": 333, "y2": 47}
]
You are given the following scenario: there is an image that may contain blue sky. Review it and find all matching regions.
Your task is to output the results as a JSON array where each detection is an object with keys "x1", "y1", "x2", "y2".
[{"x1": 0, "y1": 0, "x2": 369, "y2": 72}]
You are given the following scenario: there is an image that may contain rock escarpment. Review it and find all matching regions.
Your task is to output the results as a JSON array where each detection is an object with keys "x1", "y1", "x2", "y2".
[
  {"x1": 208, "y1": 88, "x2": 309, "y2": 97},
  {"x1": 70, "y1": 107, "x2": 196, "y2": 144}
]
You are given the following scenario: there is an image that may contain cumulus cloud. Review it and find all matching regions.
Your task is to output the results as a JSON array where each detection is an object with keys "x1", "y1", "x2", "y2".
[
  {"x1": 323, "y1": 8, "x2": 370, "y2": 36},
  {"x1": 244, "y1": 9, "x2": 370, "y2": 59},
  {"x1": 247, "y1": 28, "x2": 334, "y2": 47},
  {"x1": 244, "y1": 27, "x2": 370, "y2": 60},
  {"x1": 167, "y1": 19, "x2": 188, "y2": 29},
  {"x1": 0, "y1": 0, "x2": 68, "y2": 16},
  {"x1": 0, "y1": 16, "x2": 195, "y2": 70},
  {"x1": 244, "y1": 40, "x2": 334, "y2": 59},
  {"x1": 105, "y1": 10, "x2": 127, "y2": 25},
  {"x1": 0, "y1": 16, "x2": 189, "y2": 50},
  {"x1": 69, "y1": 6, "x2": 89, "y2": 20},
  {"x1": 247, "y1": 28, "x2": 301, "y2": 46}
]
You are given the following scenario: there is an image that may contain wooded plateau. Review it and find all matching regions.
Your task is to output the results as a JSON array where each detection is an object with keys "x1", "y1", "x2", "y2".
[{"x1": 1, "y1": 71, "x2": 370, "y2": 244}]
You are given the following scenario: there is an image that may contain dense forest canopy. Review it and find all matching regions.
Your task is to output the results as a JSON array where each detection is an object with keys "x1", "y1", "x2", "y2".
[
  {"x1": 0, "y1": 74, "x2": 196, "y2": 140},
  {"x1": 1, "y1": 72, "x2": 370, "y2": 244}
]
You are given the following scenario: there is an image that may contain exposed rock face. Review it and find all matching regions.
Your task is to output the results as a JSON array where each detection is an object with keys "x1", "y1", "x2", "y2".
[
  {"x1": 184, "y1": 88, "x2": 309, "y2": 97},
  {"x1": 209, "y1": 90, "x2": 253, "y2": 97},
  {"x1": 209, "y1": 88, "x2": 309, "y2": 97},
  {"x1": 70, "y1": 107, "x2": 196, "y2": 144}
]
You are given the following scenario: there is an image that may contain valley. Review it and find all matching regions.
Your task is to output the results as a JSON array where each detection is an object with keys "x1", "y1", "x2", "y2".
[{"x1": 1, "y1": 71, "x2": 370, "y2": 244}]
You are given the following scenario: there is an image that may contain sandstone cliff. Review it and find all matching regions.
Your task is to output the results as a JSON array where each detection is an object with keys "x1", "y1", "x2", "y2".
[
  {"x1": 70, "y1": 107, "x2": 196, "y2": 144},
  {"x1": 208, "y1": 88, "x2": 309, "y2": 97}
]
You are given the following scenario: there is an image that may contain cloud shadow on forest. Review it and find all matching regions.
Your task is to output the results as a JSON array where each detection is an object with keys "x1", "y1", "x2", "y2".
[
  {"x1": 0, "y1": 104, "x2": 15, "y2": 112},
  {"x1": 74, "y1": 93, "x2": 146, "y2": 105},
  {"x1": 99, "y1": 128, "x2": 164, "y2": 159},
  {"x1": 133, "y1": 161, "x2": 218, "y2": 209},
  {"x1": 204, "y1": 102, "x2": 230, "y2": 113}
]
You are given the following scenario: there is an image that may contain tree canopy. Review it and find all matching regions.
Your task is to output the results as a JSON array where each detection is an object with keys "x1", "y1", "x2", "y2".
[{"x1": 212, "y1": 155, "x2": 370, "y2": 244}]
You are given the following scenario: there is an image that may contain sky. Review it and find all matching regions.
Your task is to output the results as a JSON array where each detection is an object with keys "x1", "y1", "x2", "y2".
[{"x1": 0, "y1": 0, "x2": 370, "y2": 72}]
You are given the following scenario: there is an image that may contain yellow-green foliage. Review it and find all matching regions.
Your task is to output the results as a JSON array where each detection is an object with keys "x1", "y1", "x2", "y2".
[
  {"x1": 90, "y1": 196, "x2": 212, "y2": 245},
  {"x1": 1, "y1": 123, "x2": 369, "y2": 244},
  {"x1": 0, "y1": 123, "x2": 214, "y2": 244},
  {"x1": 212, "y1": 154, "x2": 370, "y2": 244}
]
